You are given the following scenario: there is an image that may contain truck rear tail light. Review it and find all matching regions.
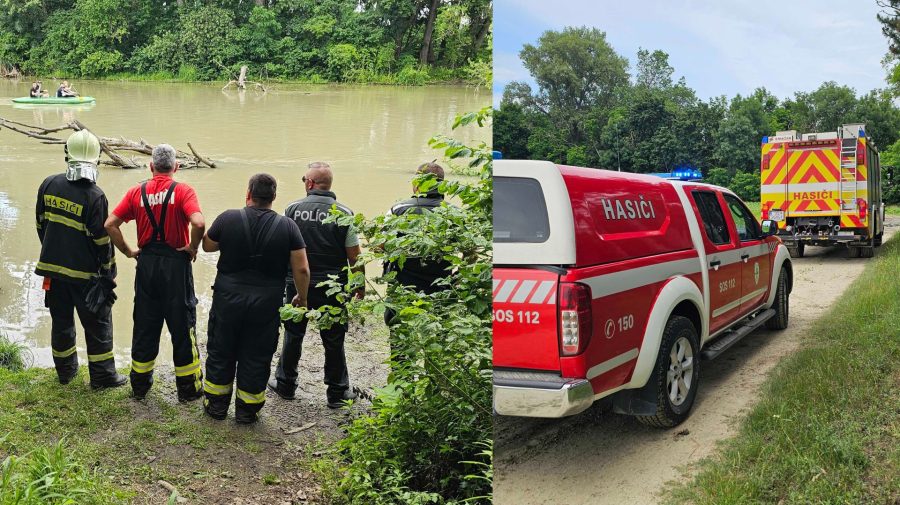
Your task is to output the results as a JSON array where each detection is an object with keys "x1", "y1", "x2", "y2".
[
  {"x1": 858, "y1": 198, "x2": 867, "y2": 220},
  {"x1": 761, "y1": 201, "x2": 769, "y2": 220},
  {"x1": 559, "y1": 282, "x2": 592, "y2": 356}
]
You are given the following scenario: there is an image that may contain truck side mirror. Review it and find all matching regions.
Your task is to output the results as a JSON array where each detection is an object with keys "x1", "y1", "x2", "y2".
[{"x1": 760, "y1": 219, "x2": 777, "y2": 237}]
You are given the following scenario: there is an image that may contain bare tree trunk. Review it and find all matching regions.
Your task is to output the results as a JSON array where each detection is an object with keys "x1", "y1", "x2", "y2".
[
  {"x1": 419, "y1": 0, "x2": 439, "y2": 65},
  {"x1": 237, "y1": 65, "x2": 248, "y2": 89}
]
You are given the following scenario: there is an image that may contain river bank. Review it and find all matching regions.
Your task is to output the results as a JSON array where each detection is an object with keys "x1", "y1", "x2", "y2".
[{"x1": 0, "y1": 321, "x2": 388, "y2": 504}]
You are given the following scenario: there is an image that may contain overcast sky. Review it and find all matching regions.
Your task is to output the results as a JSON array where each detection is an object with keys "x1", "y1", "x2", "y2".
[{"x1": 494, "y1": 0, "x2": 891, "y2": 105}]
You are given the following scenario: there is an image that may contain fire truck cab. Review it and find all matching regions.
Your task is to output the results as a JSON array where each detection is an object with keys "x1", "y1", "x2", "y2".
[
  {"x1": 760, "y1": 124, "x2": 884, "y2": 258},
  {"x1": 493, "y1": 161, "x2": 793, "y2": 427}
]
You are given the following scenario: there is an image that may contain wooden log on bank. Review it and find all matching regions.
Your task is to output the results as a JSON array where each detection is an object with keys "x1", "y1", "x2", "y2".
[{"x1": 0, "y1": 116, "x2": 216, "y2": 169}]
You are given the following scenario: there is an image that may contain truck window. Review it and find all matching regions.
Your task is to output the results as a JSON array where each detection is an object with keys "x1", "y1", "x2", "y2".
[
  {"x1": 494, "y1": 176, "x2": 551, "y2": 243},
  {"x1": 723, "y1": 194, "x2": 762, "y2": 241},
  {"x1": 692, "y1": 191, "x2": 730, "y2": 245}
]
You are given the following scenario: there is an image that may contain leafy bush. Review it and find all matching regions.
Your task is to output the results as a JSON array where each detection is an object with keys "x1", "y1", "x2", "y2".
[
  {"x1": 282, "y1": 108, "x2": 493, "y2": 504},
  {"x1": 730, "y1": 170, "x2": 761, "y2": 202},
  {"x1": 327, "y1": 43, "x2": 360, "y2": 81},
  {"x1": 396, "y1": 65, "x2": 429, "y2": 86},
  {"x1": 704, "y1": 167, "x2": 731, "y2": 188},
  {"x1": 79, "y1": 50, "x2": 123, "y2": 76}
]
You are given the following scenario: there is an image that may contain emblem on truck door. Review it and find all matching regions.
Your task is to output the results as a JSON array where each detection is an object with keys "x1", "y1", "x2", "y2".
[
  {"x1": 605, "y1": 319, "x2": 615, "y2": 339},
  {"x1": 754, "y1": 262, "x2": 760, "y2": 284}
]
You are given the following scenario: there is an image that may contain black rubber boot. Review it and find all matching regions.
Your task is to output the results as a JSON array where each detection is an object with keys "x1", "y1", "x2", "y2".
[
  {"x1": 204, "y1": 396, "x2": 229, "y2": 420},
  {"x1": 327, "y1": 388, "x2": 358, "y2": 409},
  {"x1": 130, "y1": 371, "x2": 153, "y2": 400},
  {"x1": 234, "y1": 407, "x2": 259, "y2": 425},
  {"x1": 58, "y1": 365, "x2": 79, "y2": 385},
  {"x1": 267, "y1": 378, "x2": 296, "y2": 400},
  {"x1": 90, "y1": 373, "x2": 128, "y2": 390}
]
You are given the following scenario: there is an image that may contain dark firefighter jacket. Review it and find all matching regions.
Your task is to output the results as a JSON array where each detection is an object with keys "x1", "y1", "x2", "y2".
[{"x1": 35, "y1": 174, "x2": 116, "y2": 283}]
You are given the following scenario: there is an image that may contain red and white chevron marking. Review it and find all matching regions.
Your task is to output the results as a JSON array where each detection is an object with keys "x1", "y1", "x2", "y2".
[{"x1": 492, "y1": 279, "x2": 557, "y2": 305}]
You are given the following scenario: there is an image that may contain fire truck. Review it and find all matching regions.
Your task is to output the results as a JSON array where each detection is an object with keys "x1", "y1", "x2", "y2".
[{"x1": 760, "y1": 124, "x2": 884, "y2": 258}]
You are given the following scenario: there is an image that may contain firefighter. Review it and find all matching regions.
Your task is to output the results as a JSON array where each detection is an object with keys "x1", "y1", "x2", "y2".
[
  {"x1": 268, "y1": 162, "x2": 363, "y2": 408},
  {"x1": 201, "y1": 174, "x2": 310, "y2": 423},
  {"x1": 104, "y1": 145, "x2": 205, "y2": 402},
  {"x1": 35, "y1": 130, "x2": 126, "y2": 388},
  {"x1": 383, "y1": 162, "x2": 454, "y2": 328}
]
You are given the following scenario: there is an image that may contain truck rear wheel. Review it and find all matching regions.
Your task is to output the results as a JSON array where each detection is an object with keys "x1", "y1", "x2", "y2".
[
  {"x1": 636, "y1": 316, "x2": 700, "y2": 428},
  {"x1": 765, "y1": 267, "x2": 789, "y2": 330}
]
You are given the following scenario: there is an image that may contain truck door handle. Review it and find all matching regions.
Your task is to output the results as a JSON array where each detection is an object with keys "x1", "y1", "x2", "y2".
[
  {"x1": 741, "y1": 253, "x2": 750, "y2": 262},
  {"x1": 709, "y1": 259, "x2": 721, "y2": 270}
]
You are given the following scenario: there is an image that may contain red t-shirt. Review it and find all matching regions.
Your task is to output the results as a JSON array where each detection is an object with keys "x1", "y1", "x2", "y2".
[{"x1": 112, "y1": 175, "x2": 202, "y2": 249}]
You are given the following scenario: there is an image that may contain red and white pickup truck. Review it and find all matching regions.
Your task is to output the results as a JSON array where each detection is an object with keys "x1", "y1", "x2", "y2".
[{"x1": 493, "y1": 161, "x2": 793, "y2": 427}]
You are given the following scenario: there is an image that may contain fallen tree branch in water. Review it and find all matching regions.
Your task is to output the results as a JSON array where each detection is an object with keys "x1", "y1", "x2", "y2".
[
  {"x1": 0, "y1": 117, "x2": 216, "y2": 169},
  {"x1": 221, "y1": 64, "x2": 267, "y2": 93}
]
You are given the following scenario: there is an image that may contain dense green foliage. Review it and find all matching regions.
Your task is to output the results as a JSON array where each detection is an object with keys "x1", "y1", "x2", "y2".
[
  {"x1": 669, "y1": 236, "x2": 900, "y2": 504},
  {"x1": 282, "y1": 108, "x2": 492, "y2": 503},
  {"x1": 494, "y1": 26, "x2": 900, "y2": 198},
  {"x1": 0, "y1": 0, "x2": 491, "y2": 84}
]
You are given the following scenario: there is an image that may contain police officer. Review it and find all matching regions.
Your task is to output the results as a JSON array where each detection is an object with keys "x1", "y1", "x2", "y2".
[
  {"x1": 268, "y1": 162, "x2": 363, "y2": 408},
  {"x1": 201, "y1": 174, "x2": 310, "y2": 424},
  {"x1": 383, "y1": 162, "x2": 454, "y2": 327},
  {"x1": 105, "y1": 145, "x2": 205, "y2": 402},
  {"x1": 35, "y1": 130, "x2": 126, "y2": 388}
]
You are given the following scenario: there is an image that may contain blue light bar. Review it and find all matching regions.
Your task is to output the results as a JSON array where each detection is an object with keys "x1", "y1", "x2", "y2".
[{"x1": 492, "y1": 151, "x2": 503, "y2": 160}]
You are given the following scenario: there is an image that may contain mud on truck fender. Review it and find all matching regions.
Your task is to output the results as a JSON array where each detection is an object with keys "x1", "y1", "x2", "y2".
[
  {"x1": 611, "y1": 275, "x2": 705, "y2": 417},
  {"x1": 764, "y1": 243, "x2": 793, "y2": 308}
]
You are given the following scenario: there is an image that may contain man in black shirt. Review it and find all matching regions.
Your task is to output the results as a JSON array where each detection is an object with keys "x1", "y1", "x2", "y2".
[
  {"x1": 201, "y1": 174, "x2": 310, "y2": 424},
  {"x1": 268, "y1": 162, "x2": 363, "y2": 408}
]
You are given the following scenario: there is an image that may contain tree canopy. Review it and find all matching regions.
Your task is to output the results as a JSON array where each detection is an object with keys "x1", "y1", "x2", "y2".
[
  {"x1": 494, "y1": 26, "x2": 900, "y2": 201},
  {"x1": 0, "y1": 0, "x2": 492, "y2": 83}
]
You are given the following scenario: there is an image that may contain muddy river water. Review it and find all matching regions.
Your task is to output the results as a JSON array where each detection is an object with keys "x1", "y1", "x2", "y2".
[{"x1": 0, "y1": 80, "x2": 488, "y2": 366}]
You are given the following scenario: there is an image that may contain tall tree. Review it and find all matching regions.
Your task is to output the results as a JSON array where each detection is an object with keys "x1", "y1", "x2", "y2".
[
  {"x1": 878, "y1": 0, "x2": 900, "y2": 56},
  {"x1": 419, "y1": 0, "x2": 439, "y2": 64}
]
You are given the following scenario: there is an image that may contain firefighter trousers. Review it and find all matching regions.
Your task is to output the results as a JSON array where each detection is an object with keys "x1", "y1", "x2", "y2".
[
  {"x1": 45, "y1": 279, "x2": 118, "y2": 383},
  {"x1": 204, "y1": 279, "x2": 283, "y2": 421},
  {"x1": 130, "y1": 246, "x2": 201, "y2": 398},
  {"x1": 275, "y1": 283, "x2": 350, "y2": 399}
]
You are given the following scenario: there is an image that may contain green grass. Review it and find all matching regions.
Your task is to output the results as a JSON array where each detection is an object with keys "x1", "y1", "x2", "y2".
[
  {"x1": 666, "y1": 236, "x2": 900, "y2": 505},
  {"x1": 885, "y1": 204, "x2": 900, "y2": 216},
  {"x1": 0, "y1": 334, "x2": 29, "y2": 372},
  {"x1": 744, "y1": 201, "x2": 761, "y2": 217},
  {"x1": 0, "y1": 366, "x2": 289, "y2": 503}
]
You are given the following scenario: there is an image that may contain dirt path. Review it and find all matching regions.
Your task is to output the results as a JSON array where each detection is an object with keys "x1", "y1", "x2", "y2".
[
  {"x1": 493, "y1": 220, "x2": 899, "y2": 505},
  {"x1": 129, "y1": 321, "x2": 388, "y2": 505}
]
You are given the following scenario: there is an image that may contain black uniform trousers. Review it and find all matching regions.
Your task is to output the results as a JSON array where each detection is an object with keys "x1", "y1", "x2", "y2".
[
  {"x1": 275, "y1": 282, "x2": 350, "y2": 399},
  {"x1": 45, "y1": 279, "x2": 117, "y2": 382},
  {"x1": 130, "y1": 245, "x2": 202, "y2": 398},
  {"x1": 204, "y1": 279, "x2": 283, "y2": 420}
]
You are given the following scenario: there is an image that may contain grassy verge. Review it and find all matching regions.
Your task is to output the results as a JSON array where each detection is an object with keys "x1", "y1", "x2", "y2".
[
  {"x1": 885, "y1": 204, "x2": 900, "y2": 216},
  {"x1": 667, "y1": 236, "x2": 900, "y2": 504},
  {"x1": 0, "y1": 364, "x2": 325, "y2": 504}
]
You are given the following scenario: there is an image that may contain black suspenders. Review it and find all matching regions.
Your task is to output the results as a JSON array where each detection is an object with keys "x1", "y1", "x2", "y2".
[
  {"x1": 140, "y1": 181, "x2": 178, "y2": 244},
  {"x1": 240, "y1": 208, "x2": 281, "y2": 271}
]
